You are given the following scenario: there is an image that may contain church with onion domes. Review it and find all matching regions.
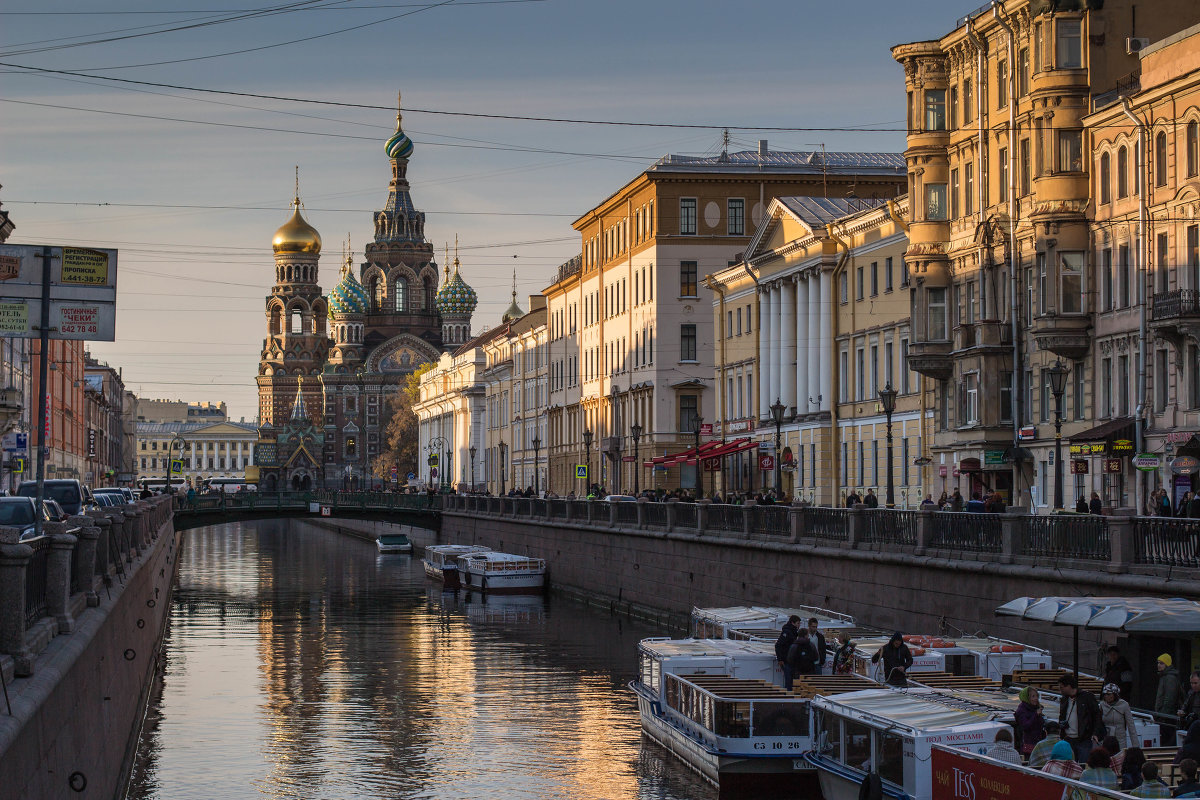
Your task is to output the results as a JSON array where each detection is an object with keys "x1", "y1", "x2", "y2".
[{"x1": 254, "y1": 93, "x2": 477, "y2": 490}]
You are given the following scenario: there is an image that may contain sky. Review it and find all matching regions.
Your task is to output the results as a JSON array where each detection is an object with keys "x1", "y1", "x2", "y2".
[{"x1": 0, "y1": 0, "x2": 969, "y2": 420}]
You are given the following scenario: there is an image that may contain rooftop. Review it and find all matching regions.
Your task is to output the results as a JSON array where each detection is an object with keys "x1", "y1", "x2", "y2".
[
  {"x1": 650, "y1": 149, "x2": 906, "y2": 175},
  {"x1": 777, "y1": 196, "x2": 890, "y2": 229}
]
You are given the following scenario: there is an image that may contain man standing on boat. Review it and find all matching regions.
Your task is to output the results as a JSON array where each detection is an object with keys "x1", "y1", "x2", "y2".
[
  {"x1": 807, "y1": 618, "x2": 828, "y2": 674},
  {"x1": 774, "y1": 615, "x2": 802, "y2": 690},
  {"x1": 871, "y1": 632, "x2": 914, "y2": 687},
  {"x1": 1057, "y1": 673, "x2": 1103, "y2": 761}
]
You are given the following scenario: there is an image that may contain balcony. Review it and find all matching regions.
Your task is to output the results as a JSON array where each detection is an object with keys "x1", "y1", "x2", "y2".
[
  {"x1": 905, "y1": 340, "x2": 953, "y2": 382},
  {"x1": 1150, "y1": 290, "x2": 1200, "y2": 346},
  {"x1": 1030, "y1": 314, "x2": 1092, "y2": 361}
]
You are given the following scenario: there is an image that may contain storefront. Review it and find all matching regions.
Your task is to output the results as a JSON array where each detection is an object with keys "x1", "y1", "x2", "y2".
[
  {"x1": 1069, "y1": 416, "x2": 1135, "y2": 509},
  {"x1": 957, "y1": 450, "x2": 1014, "y2": 502}
]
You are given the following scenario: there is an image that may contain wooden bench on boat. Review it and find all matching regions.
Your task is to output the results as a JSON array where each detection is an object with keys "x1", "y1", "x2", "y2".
[
  {"x1": 910, "y1": 672, "x2": 1003, "y2": 691},
  {"x1": 1144, "y1": 746, "x2": 1186, "y2": 788},
  {"x1": 1011, "y1": 668, "x2": 1103, "y2": 694},
  {"x1": 790, "y1": 674, "x2": 879, "y2": 699}
]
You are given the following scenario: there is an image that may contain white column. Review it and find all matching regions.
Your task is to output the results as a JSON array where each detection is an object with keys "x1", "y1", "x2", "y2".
[
  {"x1": 769, "y1": 284, "x2": 782, "y2": 410},
  {"x1": 758, "y1": 287, "x2": 772, "y2": 420},
  {"x1": 818, "y1": 270, "x2": 833, "y2": 412},
  {"x1": 247, "y1": 441, "x2": 254, "y2": 471},
  {"x1": 808, "y1": 273, "x2": 821, "y2": 412},
  {"x1": 781, "y1": 278, "x2": 797, "y2": 414},
  {"x1": 795, "y1": 276, "x2": 809, "y2": 416}
]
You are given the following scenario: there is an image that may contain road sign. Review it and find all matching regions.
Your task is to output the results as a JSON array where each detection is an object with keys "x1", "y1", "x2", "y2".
[
  {"x1": 576, "y1": 464, "x2": 588, "y2": 479},
  {"x1": 427, "y1": 453, "x2": 439, "y2": 467},
  {"x1": 0, "y1": 245, "x2": 119, "y2": 340},
  {"x1": 758, "y1": 454, "x2": 774, "y2": 471},
  {"x1": 430, "y1": 467, "x2": 438, "y2": 479},
  {"x1": 407, "y1": 472, "x2": 416, "y2": 481},
  {"x1": 170, "y1": 459, "x2": 183, "y2": 474},
  {"x1": 12, "y1": 457, "x2": 24, "y2": 474}
]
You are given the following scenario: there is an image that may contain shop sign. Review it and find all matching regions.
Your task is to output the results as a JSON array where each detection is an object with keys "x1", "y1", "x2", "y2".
[
  {"x1": 1071, "y1": 459, "x2": 1089, "y2": 474},
  {"x1": 984, "y1": 450, "x2": 1006, "y2": 465},
  {"x1": 1132, "y1": 453, "x2": 1161, "y2": 472},
  {"x1": 931, "y1": 746, "x2": 1066, "y2": 800},
  {"x1": 1168, "y1": 431, "x2": 1196, "y2": 444},
  {"x1": 1103, "y1": 458, "x2": 1124, "y2": 474},
  {"x1": 938, "y1": 465, "x2": 948, "y2": 477},
  {"x1": 1018, "y1": 426, "x2": 1037, "y2": 441},
  {"x1": 1172, "y1": 456, "x2": 1200, "y2": 476},
  {"x1": 715, "y1": 418, "x2": 755, "y2": 435},
  {"x1": 698, "y1": 423, "x2": 713, "y2": 436},
  {"x1": 1070, "y1": 442, "x2": 1106, "y2": 456},
  {"x1": 758, "y1": 454, "x2": 774, "y2": 471},
  {"x1": 1110, "y1": 438, "x2": 1135, "y2": 454},
  {"x1": 702, "y1": 457, "x2": 721, "y2": 472}
]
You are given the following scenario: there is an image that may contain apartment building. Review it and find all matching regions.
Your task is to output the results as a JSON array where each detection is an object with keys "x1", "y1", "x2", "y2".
[
  {"x1": 892, "y1": 0, "x2": 1200, "y2": 510},
  {"x1": 545, "y1": 145, "x2": 906, "y2": 496}
]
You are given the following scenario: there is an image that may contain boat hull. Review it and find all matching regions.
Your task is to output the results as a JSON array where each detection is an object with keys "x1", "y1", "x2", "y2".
[
  {"x1": 377, "y1": 542, "x2": 413, "y2": 553},
  {"x1": 422, "y1": 560, "x2": 462, "y2": 589},
  {"x1": 460, "y1": 569, "x2": 545, "y2": 594}
]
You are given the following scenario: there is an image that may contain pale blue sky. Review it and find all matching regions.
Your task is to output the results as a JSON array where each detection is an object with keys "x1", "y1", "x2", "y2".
[{"x1": 0, "y1": 0, "x2": 967, "y2": 419}]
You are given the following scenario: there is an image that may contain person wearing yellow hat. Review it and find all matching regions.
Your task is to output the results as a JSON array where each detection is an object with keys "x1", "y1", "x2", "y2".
[{"x1": 1158, "y1": 653, "x2": 1184, "y2": 740}]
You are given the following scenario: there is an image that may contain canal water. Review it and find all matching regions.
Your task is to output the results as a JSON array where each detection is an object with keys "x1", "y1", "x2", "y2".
[{"x1": 124, "y1": 519, "x2": 722, "y2": 800}]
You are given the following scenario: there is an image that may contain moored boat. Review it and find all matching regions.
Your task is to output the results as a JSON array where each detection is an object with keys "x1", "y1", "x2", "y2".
[
  {"x1": 422, "y1": 544, "x2": 490, "y2": 588},
  {"x1": 850, "y1": 633, "x2": 1052, "y2": 683},
  {"x1": 376, "y1": 531, "x2": 413, "y2": 553},
  {"x1": 456, "y1": 551, "x2": 545, "y2": 594},
  {"x1": 691, "y1": 605, "x2": 860, "y2": 641}
]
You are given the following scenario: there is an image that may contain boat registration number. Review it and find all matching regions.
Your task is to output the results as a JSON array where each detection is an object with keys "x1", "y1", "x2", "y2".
[
  {"x1": 752, "y1": 740, "x2": 803, "y2": 751},
  {"x1": 793, "y1": 760, "x2": 806, "y2": 770}
]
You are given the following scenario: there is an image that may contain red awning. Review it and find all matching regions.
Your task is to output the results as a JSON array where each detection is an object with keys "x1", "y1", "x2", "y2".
[
  {"x1": 699, "y1": 437, "x2": 755, "y2": 460},
  {"x1": 654, "y1": 439, "x2": 725, "y2": 466}
]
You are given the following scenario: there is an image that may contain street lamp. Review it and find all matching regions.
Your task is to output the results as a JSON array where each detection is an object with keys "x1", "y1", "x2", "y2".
[
  {"x1": 498, "y1": 441, "x2": 508, "y2": 496},
  {"x1": 691, "y1": 414, "x2": 704, "y2": 499},
  {"x1": 770, "y1": 398, "x2": 785, "y2": 497},
  {"x1": 532, "y1": 434, "x2": 541, "y2": 496},
  {"x1": 469, "y1": 445, "x2": 477, "y2": 493},
  {"x1": 630, "y1": 422, "x2": 643, "y2": 496},
  {"x1": 165, "y1": 433, "x2": 185, "y2": 505},
  {"x1": 582, "y1": 428, "x2": 593, "y2": 494},
  {"x1": 428, "y1": 435, "x2": 448, "y2": 491},
  {"x1": 879, "y1": 383, "x2": 898, "y2": 509},
  {"x1": 1048, "y1": 360, "x2": 1070, "y2": 511}
]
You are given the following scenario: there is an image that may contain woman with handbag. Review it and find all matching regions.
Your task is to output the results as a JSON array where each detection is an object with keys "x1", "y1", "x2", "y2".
[
  {"x1": 1100, "y1": 684, "x2": 1139, "y2": 750},
  {"x1": 1015, "y1": 687, "x2": 1046, "y2": 757}
]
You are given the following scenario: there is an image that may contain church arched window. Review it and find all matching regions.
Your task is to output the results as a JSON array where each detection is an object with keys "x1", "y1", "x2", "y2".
[
  {"x1": 290, "y1": 309, "x2": 303, "y2": 334},
  {"x1": 394, "y1": 277, "x2": 407, "y2": 311},
  {"x1": 369, "y1": 275, "x2": 383, "y2": 311},
  {"x1": 269, "y1": 306, "x2": 282, "y2": 335},
  {"x1": 424, "y1": 276, "x2": 435, "y2": 310}
]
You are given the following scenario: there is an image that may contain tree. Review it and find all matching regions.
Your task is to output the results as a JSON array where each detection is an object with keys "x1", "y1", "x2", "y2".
[{"x1": 372, "y1": 362, "x2": 432, "y2": 484}]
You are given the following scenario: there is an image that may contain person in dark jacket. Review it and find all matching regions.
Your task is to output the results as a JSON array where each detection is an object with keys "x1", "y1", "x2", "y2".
[
  {"x1": 774, "y1": 615, "x2": 801, "y2": 690},
  {"x1": 787, "y1": 629, "x2": 820, "y2": 677},
  {"x1": 1104, "y1": 645, "x2": 1135, "y2": 702},
  {"x1": 1014, "y1": 686, "x2": 1046, "y2": 757},
  {"x1": 864, "y1": 489, "x2": 879, "y2": 508},
  {"x1": 1176, "y1": 722, "x2": 1200, "y2": 765},
  {"x1": 871, "y1": 632, "x2": 914, "y2": 687},
  {"x1": 1190, "y1": 493, "x2": 1200, "y2": 519},
  {"x1": 1058, "y1": 673, "x2": 1104, "y2": 761},
  {"x1": 1090, "y1": 492, "x2": 1103, "y2": 515},
  {"x1": 1076, "y1": 495, "x2": 1089, "y2": 513},
  {"x1": 950, "y1": 489, "x2": 964, "y2": 512},
  {"x1": 845, "y1": 490, "x2": 861, "y2": 508},
  {"x1": 807, "y1": 618, "x2": 828, "y2": 674}
]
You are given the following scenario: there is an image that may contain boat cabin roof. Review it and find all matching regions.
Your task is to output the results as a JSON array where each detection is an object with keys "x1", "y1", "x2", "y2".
[
  {"x1": 675, "y1": 674, "x2": 799, "y2": 700},
  {"x1": 638, "y1": 637, "x2": 776, "y2": 660},
  {"x1": 459, "y1": 551, "x2": 543, "y2": 565},
  {"x1": 691, "y1": 605, "x2": 856, "y2": 630},
  {"x1": 812, "y1": 688, "x2": 1004, "y2": 734},
  {"x1": 426, "y1": 544, "x2": 490, "y2": 556},
  {"x1": 853, "y1": 635, "x2": 1047, "y2": 656}
]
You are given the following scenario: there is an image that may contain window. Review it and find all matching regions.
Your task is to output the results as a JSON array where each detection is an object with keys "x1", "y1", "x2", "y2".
[
  {"x1": 745, "y1": 304, "x2": 752, "y2": 332},
  {"x1": 950, "y1": 168, "x2": 960, "y2": 219},
  {"x1": 928, "y1": 288, "x2": 948, "y2": 340},
  {"x1": 1118, "y1": 355, "x2": 1130, "y2": 416},
  {"x1": 925, "y1": 89, "x2": 946, "y2": 131},
  {"x1": 885, "y1": 257, "x2": 894, "y2": 292},
  {"x1": 1060, "y1": 252, "x2": 1084, "y2": 314},
  {"x1": 1000, "y1": 372, "x2": 1013, "y2": 424},
  {"x1": 925, "y1": 183, "x2": 948, "y2": 221},
  {"x1": 1158, "y1": 232, "x2": 1170, "y2": 294},
  {"x1": 1039, "y1": 368, "x2": 1051, "y2": 422},
  {"x1": 680, "y1": 324, "x2": 697, "y2": 361},
  {"x1": 1018, "y1": 47, "x2": 1030, "y2": 96},
  {"x1": 900, "y1": 338, "x2": 910, "y2": 394},
  {"x1": 839, "y1": 272, "x2": 848, "y2": 304},
  {"x1": 1117, "y1": 146, "x2": 1129, "y2": 197},
  {"x1": 1190, "y1": 225, "x2": 1200, "y2": 289},
  {"x1": 1058, "y1": 131, "x2": 1083, "y2": 172},
  {"x1": 998, "y1": 147, "x2": 1008, "y2": 202},
  {"x1": 678, "y1": 395, "x2": 698, "y2": 433},
  {"x1": 963, "y1": 80, "x2": 973, "y2": 124},
  {"x1": 680, "y1": 199, "x2": 697, "y2": 235},
  {"x1": 680, "y1": 261, "x2": 697, "y2": 296},
  {"x1": 1033, "y1": 21, "x2": 1043, "y2": 72},
  {"x1": 856, "y1": 347, "x2": 865, "y2": 401},
  {"x1": 1057, "y1": 18, "x2": 1082, "y2": 68},
  {"x1": 727, "y1": 199, "x2": 744, "y2": 235},
  {"x1": 964, "y1": 162, "x2": 974, "y2": 216},
  {"x1": 1156, "y1": 132, "x2": 1168, "y2": 187},
  {"x1": 961, "y1": 373, "x2": 979, "y2": 425},
  {"x1": 726, "y1": 310, "x2": 733, "y2": 338},
  {"x1": 1020, "y1": 138, "x2": 1031, "y2": 196},
  {"x1": 950, "y1": 86, "x2": 958, "y2": 129},
  {"x1": 839, "y1": 349, "x2": 849, "y2": 402},
  {"x1": 735, "y1": 306, "x2": 742, "y2": 336},
  {"x1": 870, "y1": 262, "x2": 878, "y2": 296},
  {"x1": 997, "y1": 59, "x2": 1007, "y2": 108},
  {"x1": 1157, "y1": 349, "x2": 1170, "y2": 412},
  {"x1": 1100, "y1": 152, "x2": 1111, "y2": 203},
  {"x1": 901, "y1": 259, "x2": 910, "y2": 288},
  {"x1": 1073, "y1": 361, "x2": 1085, "y2": 420},
  {"x1": 1189, "y1": 121, "x2": 1199, "y2": 178},
  {"x1": 1119, "y1": 244, "x2": 1131, "y2": 308},
  {"x1": 289, "y1": 309, "x2": 303, "y2": 334},
  {"x1": 857, "y1": 265, "x2": 865, "y2": 300},
  {"x1": 1100, "y1": 248, "x2": 1113, "y2": 311}
]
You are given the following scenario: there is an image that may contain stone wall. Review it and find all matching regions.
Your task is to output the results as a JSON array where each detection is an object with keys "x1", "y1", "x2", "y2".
[{"x1": 0, "y1": 508, "x2": 178, "y2": 800}]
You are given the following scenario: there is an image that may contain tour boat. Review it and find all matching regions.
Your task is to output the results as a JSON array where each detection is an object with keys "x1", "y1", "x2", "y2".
[
  {"x1": 422, "y1": 544, "x2": 490, "y2": 588},
  {"x1": 850, "y1": 633, "x2": 1052, "y2": 682},
  {"x1": 805, "y1": 687, "x2": 1011, "y2": 800},
  {"x1": 455, "y1": 551, "x2": 546, "y2": 594},
  {"x1": 690, "y1": 605, "x2": 860, "y2": 641},
  {"x1": 631, "y1": 636, "x2": 850, "y2": 793},
  {"x1": 376, "y1": 531, "x2": 413, "y2": 553}
]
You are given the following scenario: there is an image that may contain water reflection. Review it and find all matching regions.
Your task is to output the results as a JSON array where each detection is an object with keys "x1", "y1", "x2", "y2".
[{"x1": 126, "y1": 519, "x2": 717, "y2": 800}]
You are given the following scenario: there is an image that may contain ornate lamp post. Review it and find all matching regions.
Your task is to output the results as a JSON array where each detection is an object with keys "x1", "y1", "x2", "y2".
[
  {"x1": 498, "y1": 441, "x2": 507, "y2": 496},
  {"x1": 428, "y1": 435, "x2": 448, "y2": 492},
  {"x1": 532, "y1": 434, "x2": 541, "y2": 497},
  {"x1": 691, "y1": 414, "x2": 704, "y2": 499},
  {"x1": 770, "y1": 398, "x2": 785, "y2": 496},
  {"x1": 582, "y1": 428, "x2": 593, "y2": 494},
  {"x1": 1048, "y1": 360, "x2": 1070, "y2": 512},
  {"x1": 879, "y1": 383, "x2": 898, "y2": 508},
  {"x1": 630, "y1": 422, "x2": 643, "y2": 496},
  {"x1": 469, "y1": 445, "x2": 477, "y2": 493}
]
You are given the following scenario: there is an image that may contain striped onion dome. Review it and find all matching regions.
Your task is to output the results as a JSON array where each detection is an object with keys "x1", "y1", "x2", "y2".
[
  {"x1": 435, "y1": 262, "x2": 477, "y2": 317},
  {"x1": 328, "y1": 263, "x2": 369, "y2": 317},
  {"x1": 385, "y1": 126, "x2": 414, "y2": 160}
]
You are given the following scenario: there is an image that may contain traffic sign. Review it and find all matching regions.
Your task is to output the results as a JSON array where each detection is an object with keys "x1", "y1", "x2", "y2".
[
  {"x1": 427, "y1": 453, "x2": 439, "y2": 467},
  {"x1": 576, "y1": 464, "x2": 588, "y2": 479},
  {"x1": 430, "y1": 467, "x2": 438, "y2": 479},
  {"x1": 12, "y1": 457, "x2": 24, "y2": 474},
  {"x1": 170, "y1": 459, "x2": 183, "y2": 474},
  {"x1": 407, "y1": 472, "x2": 416, "y2": 481}
]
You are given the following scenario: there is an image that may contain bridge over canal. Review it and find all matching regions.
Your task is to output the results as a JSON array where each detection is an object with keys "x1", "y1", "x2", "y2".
[{"x1": 171, "y1": 490, "x2": 442, "y2": 532}]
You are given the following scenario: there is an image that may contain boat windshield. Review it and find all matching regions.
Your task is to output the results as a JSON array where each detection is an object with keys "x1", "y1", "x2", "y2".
[
  {"x1": 814, "y1": 707, "x2": 917, "y2": 795},
  {"x1": 663, "y1": 673, "x2": 807, "y2": 739},
  {"x1": 379, "y1": 534, "x2": 410, "y2": 543}
]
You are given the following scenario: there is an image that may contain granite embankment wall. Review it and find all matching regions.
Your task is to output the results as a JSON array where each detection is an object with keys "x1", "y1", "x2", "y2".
[
  {"x1": 0, "y1": 509, "x2": 178, "y2": 800},
  {"x1": 438, "y1": 510, "x2": 1200, "y2": 675}
]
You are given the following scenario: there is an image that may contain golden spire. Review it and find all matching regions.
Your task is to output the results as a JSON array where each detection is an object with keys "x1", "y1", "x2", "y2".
[
  {"x1": 294, "y1": 165, "x2": 301, "y2": 208},
  {"x1": 396, "y1": 90, "x2": 403, "y2": 130},
  {"x1": 342, "y1": 234, "x2": 353, "y2": 277},
  {"x1": 453, "y1": 234, "x2": 461, "y2": 275}
]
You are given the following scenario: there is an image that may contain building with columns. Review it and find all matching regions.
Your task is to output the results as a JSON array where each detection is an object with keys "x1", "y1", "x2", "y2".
[{"x1": 136, "y1": 420, "x2": 258, "y2": 486}]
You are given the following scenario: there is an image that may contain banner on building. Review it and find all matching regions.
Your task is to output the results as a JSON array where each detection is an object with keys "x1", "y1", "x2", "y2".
[{"x1": 87, "y1": 427, "x2": 96, "y2": 459}]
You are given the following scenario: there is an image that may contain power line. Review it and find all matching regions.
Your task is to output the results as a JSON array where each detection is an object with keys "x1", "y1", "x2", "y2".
[
  {"x1": 7, "y1": 199, "x2": 577, "y2": 217},
  {"x1": 0, "y1": 0, "x2": 539, "y2": 13}
]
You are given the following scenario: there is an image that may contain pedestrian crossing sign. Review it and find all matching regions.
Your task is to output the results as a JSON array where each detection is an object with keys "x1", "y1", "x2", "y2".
[
  {"x1": 12, "y1": 457, "x2": 24, "y2": 474},
  {"x1": 576, "y1": 464, "x2": 587, "y2": 479},
  {"x1": 170, "y1": 459, "x2": 183, "y2": 474}
]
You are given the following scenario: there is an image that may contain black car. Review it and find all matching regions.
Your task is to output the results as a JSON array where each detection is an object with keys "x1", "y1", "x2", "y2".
[
  {"x1": 0, "y1": 496, "x2": 44, "y2": 540},
  {"x1": 17, "y1": 479, "x2": 92, "y2": 516}
]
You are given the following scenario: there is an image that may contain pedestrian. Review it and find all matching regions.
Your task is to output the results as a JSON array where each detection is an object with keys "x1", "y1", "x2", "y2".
[
  {"x1": 186, "y1": 485, "x2": 197, "y2": 509},
  {"x1": 807, "y1": 618, "x2": 828, "y2": 674},
  {"x1": 1191, "y1": 492, "x2": 1200, "y2": 519},
  {"x1": 832, "y1": 636, "x2": 855, "y2": 675},
  {"x1": 937, "y1": 491, "x2": 949, "y2": 509},
  {"x1": 951, "y1": 488, "x2": 964, "y2": 512},
  {"x1": 1159, "y1": 489, "x2": 1174, "y2": 518},
  {"x1": 1104, "y1": 645, "x2": 1135, "y2": 701},
  {"x1": 1041, "y1": 740, "x2": 1084, "y2": 780},
  {"x1": 966, "y1": 491, "x2": 986, "y2": 512},
  {"x1": 1028, "y1": 720, "x2": 1064, "y2": 769},
  {"x1": 864, "y1": 489, "x2": 879, "y2": 508},
  {"x1": 1175, "y1": 759, "x2": 1200, "y2": 798},
  {"x1": 1180, "y1": 672, "x2": 1200, "y2": 733},
  {"x1": 1075, "y1": 495, "x2": 1089, "y2": 513},
  {"x1": 1158, "y1": 654, "x2": 1185, "y2": 740},
  {"x1": 1131, "y1": 762, "x2": 1172, "y2": 798},
  {"x1": 871, "y1": 632, "x2": 914, "y2": 687},
  {"x1": 1079, "y1": 748, "x2": 1120, "y2": 798},
  {"x1": 1100, "y1": 684, "x2": 1139, "y2": 751},
  {"x1": 1176, "y1": 721, "x2": 1200, "y2": 765},
  {"x1": 1015, "y1": 686, "x2": 1046, "y2": 758},
  {"x1": 845, "y1": 489, "x2": 861, "y2": 508},
  {"x1": 787, "y1": 628, "x2": 819, "y2": 677},
  {"x1": 921, "y1": 494, "x2": 936, "y2": 509},
  {"x1": 1180, "y1": 492, "x2": 1194, "y2": 518},
  {"x1": 986, "y1": 728, "x2": 1022, "y2": 764},
  {"x1": 1090, "y1": 492, "x2": 1104, "y2": 515},
  {"x1": 1058, "y1": 673, "x2": 1103, "y2": 761},
  {"x1": 774, "y1": 615, "x2": 801, "y2": 691}
]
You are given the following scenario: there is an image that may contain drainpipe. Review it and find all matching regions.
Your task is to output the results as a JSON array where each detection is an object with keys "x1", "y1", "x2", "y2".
[
  {"x1": 827, "y1": 222, "x2": 852, "y2": 506},
  {"x1": 705, "y1": 274, "x2": 728, "y2": 495},
  {"x1": 1121, "y1": 96, "x2": 1148, "y2": 515},
  {"x1": 886, "y1": 199, "x2": 909, "y2": 233}
]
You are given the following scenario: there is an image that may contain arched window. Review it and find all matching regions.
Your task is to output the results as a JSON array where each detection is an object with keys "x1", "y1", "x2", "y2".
[
  {"x1": 1189, "y1": 121, "x2": 1199, "y2": 178},
  {"x1": 290, "y1": 309, "x2": 303, "y2": 334},
  {"x1": 369, "y1": 276, "x2": 383, "y2": 311},
  {"x1": 424, "y1": 276, "x2": 435, "y2": 309},
  {"x1": 1156, "y1": 131, "x2": 1168, "y2": 187},
  {"x1": 394, "y1": 277, "x2": 407, "y2": 311},
  {"x1": 286, "y1": 265, "x2": 294, "y2": 282},
  {"x1": 269, "y1": 306, "x2": 282, "y2": 335},
  {"x1": 1117, "y1": 146, "x2": 1129, "y2": 198},
  {"x1": 1099, "y1": 152, "x2": 1111, "y2": 204}
]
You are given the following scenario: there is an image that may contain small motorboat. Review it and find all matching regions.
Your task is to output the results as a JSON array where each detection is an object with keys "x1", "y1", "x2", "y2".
[{"x1": 376, "y1": 532, "x2": 413, "y2": 553}]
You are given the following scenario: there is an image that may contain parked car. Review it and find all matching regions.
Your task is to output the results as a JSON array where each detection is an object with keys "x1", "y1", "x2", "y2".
[
  {"x1": 17, "y1": 479, "x2": 92, "y2": 515},
  {"x1": 0, "y1": 496, "x2": 45, "y2": 540},
  {"x1": 42, "y1": 499, "x2": 67, "y2": 522},
  {"x1": 93, "y1": 488, "x2": 131, "y2": 505}
]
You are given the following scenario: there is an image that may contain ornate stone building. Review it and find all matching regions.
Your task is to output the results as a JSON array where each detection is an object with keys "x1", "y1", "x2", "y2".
[{"x1": 255, "y1": 95, "x2": 476, "y2": 489}]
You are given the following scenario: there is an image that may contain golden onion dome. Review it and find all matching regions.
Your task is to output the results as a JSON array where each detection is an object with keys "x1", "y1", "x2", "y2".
[{"x1": 272, "y1": 198, "x2": 322, "y2": 255}]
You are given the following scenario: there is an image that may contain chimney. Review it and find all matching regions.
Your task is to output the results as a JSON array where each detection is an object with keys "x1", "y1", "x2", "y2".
[{"x1": 758, "y1": 139, "x2": 769, "y2": 157}]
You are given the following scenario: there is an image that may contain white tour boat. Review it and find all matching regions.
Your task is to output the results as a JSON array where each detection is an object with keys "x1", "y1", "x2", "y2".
[
  {"x1": 806, "y1": 688, "x2": 1010, "y2": 800},
  {"x1": 851, "y1": 633, "x2": 1052, "y2": 682},
  {"x1": 691, "y1": 605, "x2": 860, "y2": 641},
  {"x1": 422, "y1": 544, "x2": 490, "y2": 588},
  {"x1": 376, "y1": 531, "x2": 413, "y2": 553},
  {"x1": 632, "y1": 636, "x2": 846, "y2": 794},
  {"x1": 455, "y1": 551, "x2": 545, "y2": 594}
]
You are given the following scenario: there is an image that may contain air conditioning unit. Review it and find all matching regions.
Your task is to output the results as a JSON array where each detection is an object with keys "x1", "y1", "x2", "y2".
[{"x1": 1126, "y1": 37, "x2": 1150, "y2": 54}]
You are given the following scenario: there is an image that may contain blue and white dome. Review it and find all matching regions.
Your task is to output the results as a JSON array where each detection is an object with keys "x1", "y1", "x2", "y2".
[
  {"x1": 385, "y1": 128, "x2": 414, "y2": 160},
  {"x1": 328, "y1": 264, "x2": 369, "y2": 317},
  {"x1": 435, "y1": 262, "x2": 477, "y2": 317}
]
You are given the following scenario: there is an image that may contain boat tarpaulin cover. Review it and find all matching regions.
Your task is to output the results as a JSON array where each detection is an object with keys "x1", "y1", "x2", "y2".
[
  {"x1": 817, "y1": 689, "x2": 996, "y2": 732},
  {"x1": 996, "y1": 596, "x2": 1200, "y2": 632}
]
